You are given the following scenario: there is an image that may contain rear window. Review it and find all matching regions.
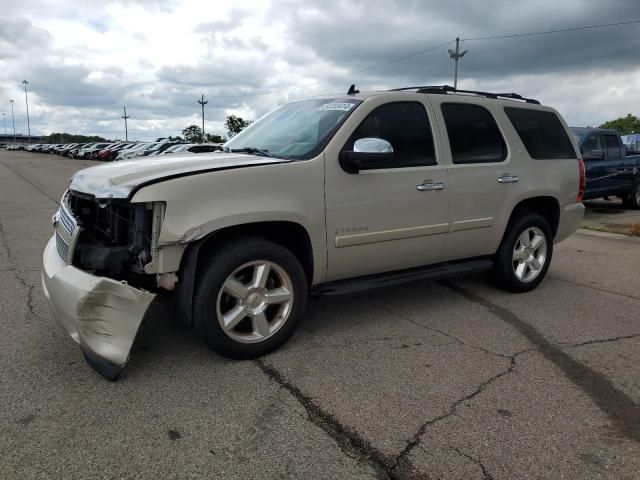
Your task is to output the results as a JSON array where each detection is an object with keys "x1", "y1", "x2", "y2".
[{"x1": 504, "y1": 107, "x2": 576, "y2": 159}]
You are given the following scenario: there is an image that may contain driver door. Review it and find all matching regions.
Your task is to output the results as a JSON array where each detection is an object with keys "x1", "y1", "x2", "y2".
[{"x1": 323, "y1": 97, "x2": 450, "y2": 281}]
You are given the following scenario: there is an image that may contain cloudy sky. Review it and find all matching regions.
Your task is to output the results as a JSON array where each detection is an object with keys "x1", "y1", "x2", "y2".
[{"x1": 0, "y1": 0, "x2": 639, "y2": 141}]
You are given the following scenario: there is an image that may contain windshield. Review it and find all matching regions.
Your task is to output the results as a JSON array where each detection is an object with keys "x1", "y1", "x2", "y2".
[{"x1": 224, "y1": 98, "x2": 362, "y2": 159}]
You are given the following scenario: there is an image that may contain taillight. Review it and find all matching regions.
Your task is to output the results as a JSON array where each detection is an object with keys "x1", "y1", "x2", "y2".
[{"x1": 577, "y1": 157, "x2": 586, "y2": 203}]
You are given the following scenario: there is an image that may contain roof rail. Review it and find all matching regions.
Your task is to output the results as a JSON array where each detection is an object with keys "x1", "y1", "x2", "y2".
[{"x1": 388, "y1": 85, "x2": 540, "y2": 104}]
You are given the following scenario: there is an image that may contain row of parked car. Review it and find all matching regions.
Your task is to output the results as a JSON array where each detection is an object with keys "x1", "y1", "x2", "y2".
[{"x1": 4, "y1": 140, "x2": 223, "y2": 161}]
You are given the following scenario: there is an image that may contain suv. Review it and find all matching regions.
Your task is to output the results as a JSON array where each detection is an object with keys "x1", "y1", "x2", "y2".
[{"x1": 42, "y1": 86, "x2": 585, "y2": 379}]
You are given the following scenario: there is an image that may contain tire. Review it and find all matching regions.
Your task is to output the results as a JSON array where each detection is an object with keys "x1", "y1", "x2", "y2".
[
  {"x1": 622, "y1": 183, "x2": 640, "y2": 210},
  {"x1": 193, "y1": 238, "x2": 308, "y2": 359},
  {"x1": 492, "y1": 212, "x2": 553, "y2": 293}
]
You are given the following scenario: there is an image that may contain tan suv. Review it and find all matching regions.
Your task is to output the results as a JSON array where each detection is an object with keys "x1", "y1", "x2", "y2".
[{"x1": 42, "y1": 85, "x2": 585, "y2": 379}]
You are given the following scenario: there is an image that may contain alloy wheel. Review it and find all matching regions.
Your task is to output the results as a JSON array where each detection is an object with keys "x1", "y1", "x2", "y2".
[{"x1": 512, "y1": 227, "x2": 547, "y2": 283}]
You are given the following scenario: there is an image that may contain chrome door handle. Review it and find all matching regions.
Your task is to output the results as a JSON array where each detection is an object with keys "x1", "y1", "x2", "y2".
[
  {"x1": 497, "y1": 175, "x2": 520, "y2": 184},
  {"x1": 417, "y1": 182, "x2": 445, "y2": 191}
]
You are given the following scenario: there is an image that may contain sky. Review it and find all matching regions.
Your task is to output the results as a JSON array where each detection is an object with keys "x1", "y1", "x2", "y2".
[{"x1": 0, "y1": 0, "x2": 639, "y2": 141}]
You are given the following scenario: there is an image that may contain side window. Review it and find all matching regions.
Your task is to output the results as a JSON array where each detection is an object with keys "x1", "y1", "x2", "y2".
[
  {"x1": 504, "y1": 107, "x2": 576, "y2": 159},
  {"x1": 604, "y1": 135, "x2": 621, "y2": 159},
  {"x1": 441, "y1": 103, "x2": 506, "y2": 164},
  {"x1": 346, "y1": 102, "x2": 435, "y2": 167},
  {"x1": 580, "y1": 135, "x2": 601, "y2": 156}
]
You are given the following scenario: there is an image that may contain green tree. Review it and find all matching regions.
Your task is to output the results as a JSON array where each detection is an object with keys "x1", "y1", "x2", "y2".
[
  {"x1": 45, "y1": 133, "x2": 109, "y2": 143},
  {"x1": 181, "y1": 125, "x2": 203, "y2": 142},
  {"x1": 225, "y1": 115, "x2": 252, "y2": 137},
  {"x1": 167, "y1": 135, "x2": 183, "y2": 142},
  {"x1": 205, "y1": 133, "x2": 226, "y2": 143},
  {"x1": 599, "y1": 114, "x2": 640, "y2": 135}
]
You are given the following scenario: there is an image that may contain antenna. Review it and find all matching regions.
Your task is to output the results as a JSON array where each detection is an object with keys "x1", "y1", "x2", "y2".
[
  {"x1": 347, "y1": 84, "x2": 360, "y2": 95},
  {"x1": 197, "y1": 94, "x2": 209, "y2": 142}
]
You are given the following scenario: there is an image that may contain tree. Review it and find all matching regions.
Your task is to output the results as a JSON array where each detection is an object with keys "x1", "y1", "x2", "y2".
[
  {"x1": 182, "y1": 125, "x2": 203, "y2": 142},
  {"x1": 599, "y1": 114, "x2": 640, "y2": 135},
  {"x1": 205, "y1": 133, "x2": 226, "y2": 143},
  {"x1": 167, "y1": 135, "x2": 183, "y2": 142},
  {"x1": 225, "y1": 115, "x2": 252, "y2": 137},
  {"x1": 45, "y1": 133, "x2": 109, "y2": 143}
]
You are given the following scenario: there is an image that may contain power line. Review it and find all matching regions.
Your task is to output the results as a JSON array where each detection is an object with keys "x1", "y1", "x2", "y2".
[
  {"x1": 207, "y1": 39, "x2": 454, "y2": 99},
  {"x1": 462, "y1": 19, "x2": 640, "y2": 41}
]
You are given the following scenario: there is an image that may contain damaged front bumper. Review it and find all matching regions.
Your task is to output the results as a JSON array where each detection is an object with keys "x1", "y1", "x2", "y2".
[{"x1": 41, "y1": 236, "x2": 156, "y2": 380}]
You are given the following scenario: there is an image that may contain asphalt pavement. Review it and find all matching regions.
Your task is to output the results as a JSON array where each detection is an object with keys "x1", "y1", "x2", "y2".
[{"x1": 0, "y1": 150, "x2": 639, "y2": 480}]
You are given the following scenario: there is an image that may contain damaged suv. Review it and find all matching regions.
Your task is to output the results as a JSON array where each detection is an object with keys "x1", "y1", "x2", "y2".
[{"x1": 42, "y1": 86, "x2": 585, "y2": 379}]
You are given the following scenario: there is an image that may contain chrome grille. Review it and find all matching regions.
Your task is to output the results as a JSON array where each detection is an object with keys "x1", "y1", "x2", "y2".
[
  {"x1": 55, "y1": 230, "x2": 69, "y2": 263},
  {"x1": 58, "y1": 192, "x2": 77, "y2": 236}
]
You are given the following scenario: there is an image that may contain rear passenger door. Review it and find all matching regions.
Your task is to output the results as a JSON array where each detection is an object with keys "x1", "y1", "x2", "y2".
[
  {"x1": 429, "y1": 99, "x2": 514, "y2": 261},
  {"x1": 602, "y1": 134, "x2": 630, "y2": 194}
]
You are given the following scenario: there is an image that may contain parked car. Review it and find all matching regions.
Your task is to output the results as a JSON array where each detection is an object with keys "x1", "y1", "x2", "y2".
[
  {"x1": 571, "y1": 127, "x2": 640, "y2": 209},
  {"x1": 161, "y1": 143, "x2": 222, "y2": 155},
  {"x1": 115, "y1": 142, "x2": 153, "y2": 161},
  {"x1": 43, "y1": 86, "x2": 584, "y2": 379},
  {"x1": 97, "y1": 143, "x2": 133, "y2": 161},
  {"x1": 58, "y1": 143, "x2": 80, "y2": 156}
]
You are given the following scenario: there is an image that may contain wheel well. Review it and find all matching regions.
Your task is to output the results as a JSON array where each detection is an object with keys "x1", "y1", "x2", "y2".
[
  {"x1": 508, "y1": 197, "x2": 560, "y2": 237},
  {"x1": 195, "y1": 221, "x2": 314, "y2": 284}
]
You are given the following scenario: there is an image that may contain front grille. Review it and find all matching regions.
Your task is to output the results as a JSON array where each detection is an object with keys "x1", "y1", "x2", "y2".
[
  {"x1": 55, "y1": 230, "x2": 69, "y2": 263},
  {"x1": 58, "y1": 202, "x2": 76, "y2": 236}
]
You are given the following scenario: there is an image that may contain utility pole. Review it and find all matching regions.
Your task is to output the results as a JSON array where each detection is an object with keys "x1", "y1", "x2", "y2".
[
  {"x1": 9, "y1": 100, "x2": 16, "y2": 143},
  {"x1": 197, "y1": 94, "x2": 208, "y2": 143},
  {"x1": 22, "y1": 80, "x2": 31, "y2": 143},
  {"x1": 121, "y1": 106, "x2": 130, "y2": 142},
  {"x1": 448, "y1": 37, "x2": 468, "y2": 90}
]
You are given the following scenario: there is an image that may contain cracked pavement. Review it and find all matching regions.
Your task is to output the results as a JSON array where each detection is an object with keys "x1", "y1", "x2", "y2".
[{"x1": 1, "y1": 151, "x2": 639, "y2": 479}]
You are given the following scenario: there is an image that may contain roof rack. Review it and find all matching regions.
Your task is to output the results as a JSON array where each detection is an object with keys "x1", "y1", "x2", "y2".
[{"x1": 388, "y1": 85, "x2": 540, "y2": 104}]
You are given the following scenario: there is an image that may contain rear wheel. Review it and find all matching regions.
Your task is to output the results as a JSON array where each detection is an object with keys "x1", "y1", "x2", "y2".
[
  {"x1": 622, "y1": 183, "x2": 640, "y2": 210},
  {"x1": 492, "y1": 212, "x2": 553, "y2": 293},
  {"x1": 193, "y1": 238, "x2": 307, "y2": 359}
]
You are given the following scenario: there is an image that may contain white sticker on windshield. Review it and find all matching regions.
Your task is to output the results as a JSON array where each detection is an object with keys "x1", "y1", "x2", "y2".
[{"x1": 318, "y1": 103, "x2": 355, "y2": 112}]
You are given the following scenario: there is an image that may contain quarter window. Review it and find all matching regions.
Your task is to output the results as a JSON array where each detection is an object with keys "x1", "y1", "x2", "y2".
[
  {"x1": 441, "y1": 103, "x2": 506, "y2": 164},
  {"x1": 504, "y1": 107, "x2": 576, "y2": 159},
  {"x1": 346, "y1": 102, "x2": 436, "y2": 168}
]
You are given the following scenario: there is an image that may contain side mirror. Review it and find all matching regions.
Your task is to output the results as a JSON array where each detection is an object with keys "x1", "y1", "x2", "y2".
[
  {"x1": 587, "y1": 149, "x2": 605, "y2": 160},
  {"x1": 339, "y1": 138, "x2": 394, "y2": 174}
]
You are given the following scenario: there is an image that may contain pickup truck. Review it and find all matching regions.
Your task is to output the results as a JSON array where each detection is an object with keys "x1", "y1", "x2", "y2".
[
  {"x1": 43, "y1": 86, "x2": 585, "y2": 379},
  {"x1": 571, "y1": 127, "x2": 640, "y2": 209}
]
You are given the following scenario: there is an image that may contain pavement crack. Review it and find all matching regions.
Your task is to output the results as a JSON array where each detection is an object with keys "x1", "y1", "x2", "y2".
[
  {"x1": 389, "y1": 353, "x2": 519, "y2": 478},
  {"x1": 447, "y1": 445, "x2": 494, "y2": 480},
  {"x1": 378, "y1": 302, "x2": 513, "y2": 360},
  {"x1": 0, "y1": 158, "x2": 59, "y2": 205},
  {"x1": 254, "y1": 358, "x2": 395, "y2": 480},
  {"x1": 441, "y1": 280, "x2": 640, "y2": 443},
  {"x1": 11, "y1": 269, "x2": 45, "y2": 321},
  {"x1": 548, "y1": 275, "x2": 640, "y2": 301},
  {"x1": 0, "y1": 214, "x2": 12, "y2": 260},
  {"x1": 560, "y1": 333, "x2": 640, "y2": 349}
]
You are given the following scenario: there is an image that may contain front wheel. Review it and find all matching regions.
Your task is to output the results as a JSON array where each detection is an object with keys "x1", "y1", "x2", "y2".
[
  {"x1": 193, "y1": 238, "x2": 307, "y2": 359},
  {"x1": 492, "y1": 212, "x2": 553, "y2": 293}
]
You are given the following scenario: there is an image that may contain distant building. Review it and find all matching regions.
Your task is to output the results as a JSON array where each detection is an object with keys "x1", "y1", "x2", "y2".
[{"x1": 0, "y1": 134, "x2": 46, "y2": 144}]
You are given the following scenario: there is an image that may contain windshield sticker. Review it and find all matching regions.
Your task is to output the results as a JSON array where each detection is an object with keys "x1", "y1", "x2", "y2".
[{"x1": 318, "y1": 103, "x2": 355, "y2": 112}]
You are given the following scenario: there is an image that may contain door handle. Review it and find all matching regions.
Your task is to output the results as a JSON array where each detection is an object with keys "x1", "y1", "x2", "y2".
[
  {"x1": 417, "y1": 181, "x2": 445, "y2": 191},
  {"x1": 497, "y1": 175, "x2": 520, "y2": 184}
]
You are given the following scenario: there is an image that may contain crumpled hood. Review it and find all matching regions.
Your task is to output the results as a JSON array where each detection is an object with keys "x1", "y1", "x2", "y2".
[{"x1": 69, "y1": 152, "x2": 289, "y2": 199}]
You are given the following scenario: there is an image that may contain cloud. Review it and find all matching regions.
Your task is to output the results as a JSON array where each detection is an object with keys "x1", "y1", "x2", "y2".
[{"x1": 1, "y1": 0, "x2": 639, "y2": 140}]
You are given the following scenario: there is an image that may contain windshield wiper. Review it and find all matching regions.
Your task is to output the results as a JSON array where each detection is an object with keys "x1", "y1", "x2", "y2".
[{"x1": 228, "y1": 147, "x2": 272, "y2": 157}]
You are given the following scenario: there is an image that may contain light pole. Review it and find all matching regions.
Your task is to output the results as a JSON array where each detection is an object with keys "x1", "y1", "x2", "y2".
[
  {"x1": 121, "y1": 106, "x2": 130, "y2": 141},
  {"x1": 197, "y1": 94, "x2": 208, "y2": 142},
  {"x1": 1, "y1": 113, "x2": 6, "y2": 140},
  {"x1": 22, "y1": 80, "x2": 31, "y2": 143},
  {"x1": 9, "y1": 100, "x2": 16, "y2": 143},
  {"x1": 448, "y1": 38, "x2": 468, "y2": 90}
]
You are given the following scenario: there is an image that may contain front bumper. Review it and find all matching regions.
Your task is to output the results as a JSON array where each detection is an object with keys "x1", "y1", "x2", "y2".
[
  {"x1": 555, "y1": 202, "x2": 585, "y2": 243},
  {"x1": 41, "y1": 236, "x2": 156, "y2": 380}
]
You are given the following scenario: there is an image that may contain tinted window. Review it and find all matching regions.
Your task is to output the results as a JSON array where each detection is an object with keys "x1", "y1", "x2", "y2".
[
  {"x1": 580, "y1": 135, "x2": 601, "y2": 156},
  {"x1": 346, "y1": 102, "x2": 435, "y2": 167},
  {"x1": 441, "y1": 103, "x2": 506, "y2": 164},
  {"x1": 504, "y1": 107, "x2": 575, "y2": 159},
  {"x1": 603, "y1": 135, "x2": 621, "y2": 159}
]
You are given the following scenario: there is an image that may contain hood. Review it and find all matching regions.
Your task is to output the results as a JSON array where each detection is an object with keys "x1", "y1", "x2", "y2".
[{"x1": 70, "y1": 152, "x2": 290, "y2": 199}]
